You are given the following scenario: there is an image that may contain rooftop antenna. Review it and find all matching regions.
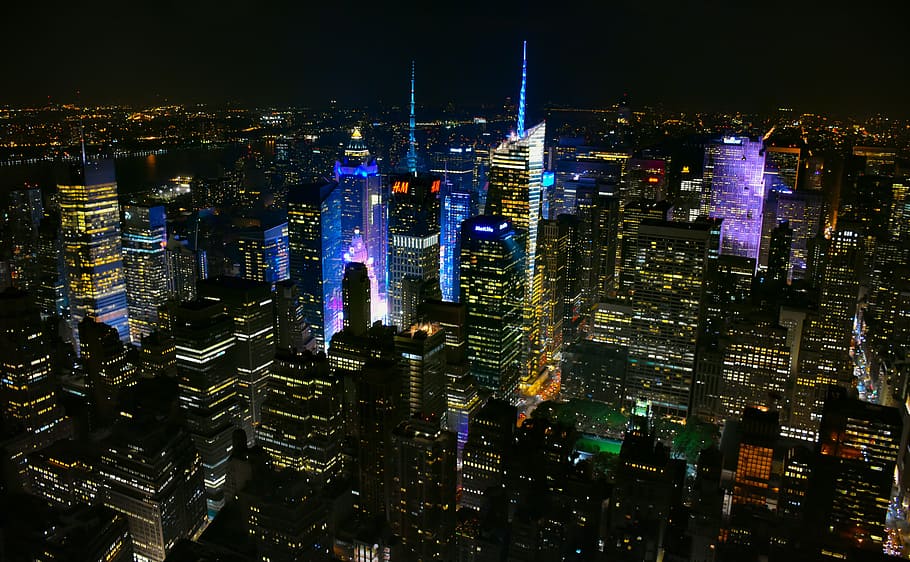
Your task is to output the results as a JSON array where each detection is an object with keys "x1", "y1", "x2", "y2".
[
  {"x1": 517, "y1": 40, "x2": 527, "y2": 137},
  {"x1": 407, "y1": 61, "x2": 417, "y2": 175}
]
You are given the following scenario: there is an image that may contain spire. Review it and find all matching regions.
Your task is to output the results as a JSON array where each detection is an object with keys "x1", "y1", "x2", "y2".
[
  {"x1": 407, "y1": 61, "x2": 417, "y2": 175},
  {"x1": 80, "y1": 115, "x2": 87, "y2": 165},
  {"x1": 517, "y1": 40, "x2": 527, "y2": 138}
]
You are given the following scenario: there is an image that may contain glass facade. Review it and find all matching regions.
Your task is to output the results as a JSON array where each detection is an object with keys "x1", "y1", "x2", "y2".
[
  {"x1": 58, "y1": 160, "x2": 130, "y2": 347},
  {"x1": 122, "y1": 204, "x2": 168, "y2": 342}
]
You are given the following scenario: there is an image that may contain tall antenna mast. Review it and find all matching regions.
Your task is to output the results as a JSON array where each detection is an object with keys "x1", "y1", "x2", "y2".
[
  {"x1": 517, "y1": 40, "x2": 527, "y2": 137},
  {"x1": 407, "y1": 61, "x2": 417, "y2": 175}
]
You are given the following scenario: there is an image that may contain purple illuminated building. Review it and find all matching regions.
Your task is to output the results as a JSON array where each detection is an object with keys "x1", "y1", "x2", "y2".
[
  {"x1": 705, "y1": 136, "x2": 766, "y2": 263},
  {"x1": 334, "y1": 128, "x2": 386, "y2": 306}
]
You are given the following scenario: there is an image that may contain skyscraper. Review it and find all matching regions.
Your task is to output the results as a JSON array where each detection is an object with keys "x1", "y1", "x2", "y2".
[
  {"x1": 395, "y1": 322, "x2": 446, "y2": 423},
  {"x1": 485, "y1": 121, "x2": 547, "y2": 386},
  {"x1": 166, "y1": 235, "x2": 206, "y2": 302},
  {"x1": 626, "y1": 219, "x2": 714, "y2": 418},
  {"x1": 705, "y1": 136, "x2": 766, "y2": 263},
  {"x1": 173, "y1": 299, "x2": 242, "y2": 516},
  {"x1": 808, "y1": 387, "x2": 902, "y2": 552},
  {"x1": 121, "y1": 204, "x2": 168, "y2": 341},
  {"x1": 58, "y1": 159, "x2": 130, "y2": 346},
  {"x1": 459, "y1": 216, "x2": 524, "y2": 402},
  {"x1": 257, "y1": 350, "x2": 344, "y2": 484},
  {"x1": 0, "y1": 289, "x2": 72, "y2": 483},
  {"x1": 389, "y1": 418, "x2": 457, "y2": 561},
  {"x1": 439, "y1": 185, "x2": 474, "y2": 302},
  {"x1": 335, "y1": 128, "x2": 383, "y2": 287},
  {"x1": 288, "y1": 181, "x2": 342, "y2": 351},
  {"x1": 197, "y1": 277, "x2": 276, "y2": 441},
  {"x1": 387, "y1": 174, "x2": 441, "y2": 329},
  {"x1": 100, "y1": 420, "x2": 206, "y2": 562},
  {"x1": 79, "y1": 317, "x2": 138, "y2": 426},
  {"x1": 236, "y1": 221, "x2": 289, "y2": 285}
]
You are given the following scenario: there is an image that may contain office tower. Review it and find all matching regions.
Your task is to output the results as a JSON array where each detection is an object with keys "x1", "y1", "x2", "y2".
[
  {"x1": 592, "y1": 299, "x2": 633, "y2": 347},
  {"x1": 625, "y1": 220, "x2": 713, "y2": 419},
  {"x1": 242, "y1": 468, "x2": 330, "y2": 561},
  {"x1": 459, "y1": 216, "x2": 524, "y2": 402},
  {"x1": 197, "y1": 277, "x2": 275, "y2": 440},
  {"x1": 2, "y1": 188, "x2": 43, "y2": 291},
  {"x1": 100, "y1": 421, "x2": 207, "y2": 562},
  {"x1": 763, "y1": 146, "x2": 801, "y2": 192},
  {"x1": 561, "y1": 339, "x2": 628, "y2": 407},
  {"x1": 388, "y1": 174, "x2": 441, "y2": 329},
  {"x1": 460, "y1": 398, "x2": 517, "y2": 511},
  {"x1": 445, "y1": 373, "x2": 481, "y2": 471},
  {"x1": 618, "y1": 199, "x2": 674, "y2": 298},
  {"x1": 485, "y1": 120, "x2": 546, "y2": 383},
  {"x1": 767, "y1": 220, "x2": 793, "y2": 284},
  {"x1": 624, "y1": 158, "x2": 667, "y2": 201},
  {"x1": 288, "y1": 181, "x2": 342, "y2": 352},
  {"x1": 389, "y1": 418, "x2": 457, "y2": 561},
  {"x1": 535, "y1": 218, "x2": 570, "y2": 367},
  {"x1": 335, "y1": 128, "x2": 383, "y2": 280},
  {"x1": 704, "y1": 136, "x2": 766, "y2": 262},
  {"x1": 439, "y1": 184, "x2": 474, "y2": 302},
  {"x1": 395, "y1": 322, "x2": 446, "y2": 423},
  {"x1": 0, "y1": 289, "x2": 72, "y2": 482},
  {"x1": 274, "y1": 280, "x2": 314, "y2": 354},
  {"x1": 718, "y1": 314, "x2": 790, "y2": 420},
  {"x1": 35, "y1": 211, "x2": 67, "y2": 319},
  {"x1": 58, "y1": 159, "x2": 130, "y2": 346},
  {"x1": 808, "y1": 387, "x2": 902, "y2": 552},
  {"x1": 354, "y1": 359, "x2": 404, "y2": 519},
  {"x1": 583, "y1": 187, "x2": 620, "y2": 301},
  {"x1": 795, "y1": 222, "x2": 864, "y2": 435},
  {"x1": 139, "y1": 330, "x2": 176, "y2": 378},
  {"x1": 759, "y1": 188, "x2": 823, "y2": 277},
  {"x1": 257, "y1": 350, "x2": 344, "y2": 484},
  {"x1": 422, "y1": 299, "x2": 469, "y2": 379},
  {"x1": 27, "y1": 439, "x2": 100, "y2": 509},
  {"x1": 121, "y1": 205, "x2": 168, "y2": 341},
  {"x1": 236, "y1": 222, "x2": 289, "y2": 285},
  {"x1": 607, "y1": 418, "x2": 686, "y2": 561},
  {"x1": 166, "y1": 235, "x2": 206, "y2": 302},
  {"x1": 79, "y1": 318, "x2": 138, "y2": 426},
  {"x1": 852, "y1": 145, "x2": 897, "y2": 176},
  {"x1": 343, "y1": 262, "x2": 371, "y2": 336},
  {"x1": 173, "y1": 299, "x2": 242, "y2": 516}
]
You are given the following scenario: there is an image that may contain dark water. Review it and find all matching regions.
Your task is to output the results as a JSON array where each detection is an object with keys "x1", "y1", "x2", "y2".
[{"x1": 0, "y1": 142, "x2": 272, "y2": 195}]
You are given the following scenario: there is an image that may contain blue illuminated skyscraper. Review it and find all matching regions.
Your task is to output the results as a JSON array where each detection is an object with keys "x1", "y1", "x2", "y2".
[
  {"x1": 121, "y1": 204, "x2": 168, "y2": 342},
  {"x1": 237, "y1": 222, "x2": 289, "y2": 285},
  {"x1": 288, "y1": 181, "x2": 342, "y2": 352},
  {"x1": 433, "y1": 148, "x2": 478, "y2": 303},
  {"x1": 58, "y1": 159, "x2": 130, "y2": 348}
]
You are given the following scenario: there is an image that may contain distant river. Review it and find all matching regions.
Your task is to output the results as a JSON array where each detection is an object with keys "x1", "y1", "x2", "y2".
[{"x1": 0, "y1": 142, "x2": 273, "y2": 195}]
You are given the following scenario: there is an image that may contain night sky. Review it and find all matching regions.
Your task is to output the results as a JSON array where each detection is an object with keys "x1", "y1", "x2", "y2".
[{"x1": 3, "y1": 0, "x2": 909, "y2": 116}]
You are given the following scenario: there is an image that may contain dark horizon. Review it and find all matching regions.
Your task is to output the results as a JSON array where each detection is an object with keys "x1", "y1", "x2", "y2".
[{"x1": 4, "y1": 0, "x2": 910, "y2": 117}]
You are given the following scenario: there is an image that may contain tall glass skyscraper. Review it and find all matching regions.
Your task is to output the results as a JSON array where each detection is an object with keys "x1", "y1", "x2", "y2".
[
  {"x1": 335, "y1": 128, "x2": 384, "y2": 310},
  {"x1": 288, "y1": 181, "x2": 342, "y2": 352},
  {"x1": 58, "y1": 159, "x2": 130, "y2": 347},
  {"x1": 705, "y1": 136, "x2": 766, "y2": 263},
  {"x1": 485, "y1": 121, "x2": 546, "y2": 387},
  {"x1": 459, "y1": 216, "x2": 524, "y2": 403},
  {"x1": 439, "y1": 187, "x2": 473, "y2": 302},
  {"x1": 121, "y1": 204, "x2": 168, "y2": 342},
  {"x1": 626, "y1": 219, "x2": 714, "y2": 419},
  {"x1": 237, "y1": 222, "x2": 290, "y2": 285}
]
